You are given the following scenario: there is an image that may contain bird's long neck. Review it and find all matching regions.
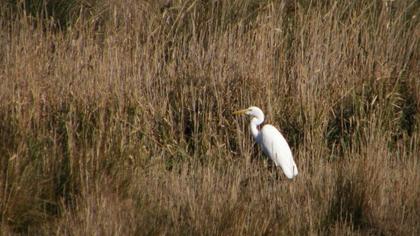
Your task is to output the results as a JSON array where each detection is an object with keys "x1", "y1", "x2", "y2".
[{"x1": 250, "y1": 117, "x2": 262, "y2": 139}]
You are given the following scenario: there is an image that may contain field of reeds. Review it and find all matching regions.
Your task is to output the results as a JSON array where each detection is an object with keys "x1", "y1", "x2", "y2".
[{"x1": 0, "y1": 0, "x2": 419, "y2": 235}]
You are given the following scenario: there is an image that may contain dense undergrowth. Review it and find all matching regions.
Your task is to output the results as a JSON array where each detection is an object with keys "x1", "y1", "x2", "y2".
[{"x1": 0, "y1": 0, "x2": 419, "y2": 235}]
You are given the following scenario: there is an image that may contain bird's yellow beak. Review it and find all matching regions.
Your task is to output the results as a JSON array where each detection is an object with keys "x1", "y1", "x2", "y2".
[{"x1": 233, "y1": 109, "x2": 249, "y2": 115}]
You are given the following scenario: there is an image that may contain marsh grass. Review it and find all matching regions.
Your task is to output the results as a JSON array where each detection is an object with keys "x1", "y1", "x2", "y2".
[{"x1": 0, "y1": 0, "x2": 419, "y2": 235}]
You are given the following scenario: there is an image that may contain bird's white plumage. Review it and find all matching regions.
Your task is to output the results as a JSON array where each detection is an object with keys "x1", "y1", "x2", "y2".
[
  {"x1": 233, "y1": 106, "x2": 298, "y2": 179},
  {"x1": 259, "y1": 124, "x2": 298, "y2": 179}
]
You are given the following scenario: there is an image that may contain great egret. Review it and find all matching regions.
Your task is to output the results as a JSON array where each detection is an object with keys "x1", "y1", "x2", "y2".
[{"x1": 233, "y1": 106, "x2": 298, "y2": 179}]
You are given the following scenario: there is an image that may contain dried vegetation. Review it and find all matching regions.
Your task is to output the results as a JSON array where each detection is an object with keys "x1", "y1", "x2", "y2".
[{"x1": 0, "y1": 0, "x2": 419, "y2": 235}]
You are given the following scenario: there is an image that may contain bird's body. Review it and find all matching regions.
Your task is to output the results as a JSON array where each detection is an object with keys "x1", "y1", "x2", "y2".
[
  {"x1": 234, "y1": 106, "x2": 298, "y2": 179},
  {"x1": 259, "y1": 124, "x2": 298, "y2": 179}
]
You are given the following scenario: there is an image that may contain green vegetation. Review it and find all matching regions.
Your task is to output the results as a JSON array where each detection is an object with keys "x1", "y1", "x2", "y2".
[{"x1": 0, "y1": 0, "x2": 419, "y2": 234}]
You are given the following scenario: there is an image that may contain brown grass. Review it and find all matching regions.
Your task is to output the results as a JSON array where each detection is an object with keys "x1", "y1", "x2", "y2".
[{"x1": 0, "y1": 0, "x2": 419, "y2": 235}]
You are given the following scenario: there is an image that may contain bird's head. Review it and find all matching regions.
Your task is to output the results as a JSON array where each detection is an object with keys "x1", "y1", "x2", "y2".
[{"x1": 233, "y1": 106, "x2": 265, "y2": 124}]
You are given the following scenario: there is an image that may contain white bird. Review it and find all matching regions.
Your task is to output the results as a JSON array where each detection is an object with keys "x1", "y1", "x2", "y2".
[{"x1": 233, "y1": 106, "x2": 298, "y2": 179}]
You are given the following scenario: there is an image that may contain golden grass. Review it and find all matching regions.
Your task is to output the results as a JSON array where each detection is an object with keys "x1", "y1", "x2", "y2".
[{"x1": 0, "y1": 0, "x2": 419, "y2": 235}]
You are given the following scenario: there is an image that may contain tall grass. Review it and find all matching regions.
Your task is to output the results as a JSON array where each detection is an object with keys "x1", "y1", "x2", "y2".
[{"x1": 0, "y1": 0, "x2": 419, "y2": 234}]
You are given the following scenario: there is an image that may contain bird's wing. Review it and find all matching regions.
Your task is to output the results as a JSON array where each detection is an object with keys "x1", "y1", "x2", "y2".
[{"x1": 260, "y1": 125, "x2": 298, "y2": 179}]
